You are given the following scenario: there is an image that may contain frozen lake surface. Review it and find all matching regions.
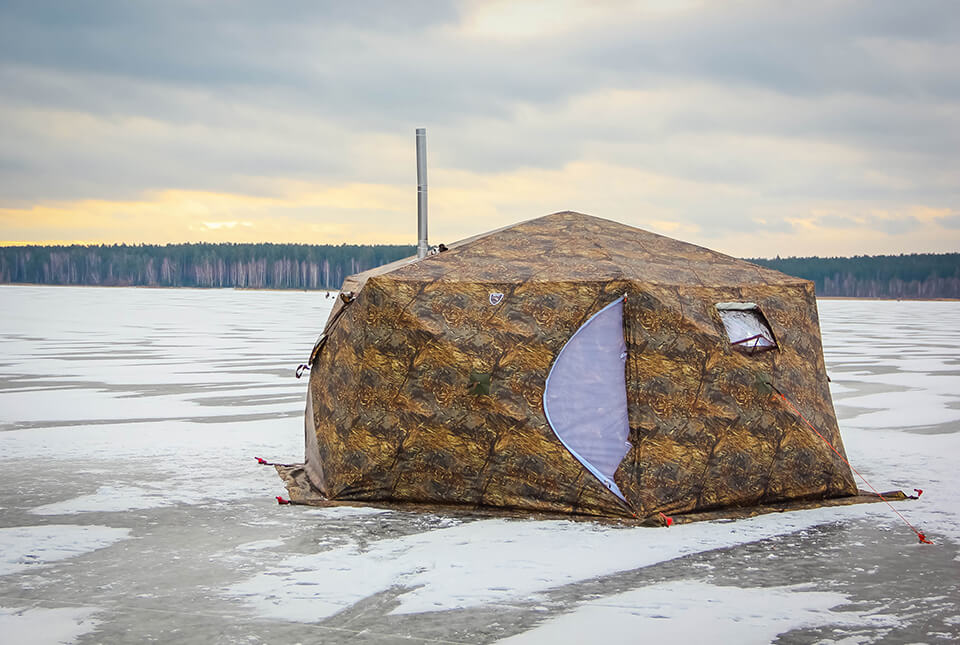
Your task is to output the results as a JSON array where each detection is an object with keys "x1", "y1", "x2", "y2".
[{"x1": 0, "y1": 286, "x2": 958, "y2": 644}]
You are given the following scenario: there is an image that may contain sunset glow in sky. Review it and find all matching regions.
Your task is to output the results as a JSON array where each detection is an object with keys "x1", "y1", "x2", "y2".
[{"x1": 1, "y1": 1, "x2": 958, "y2": 257}]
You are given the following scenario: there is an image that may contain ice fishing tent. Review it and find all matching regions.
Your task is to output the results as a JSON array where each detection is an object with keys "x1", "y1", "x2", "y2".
[{"x1": 288, "y1": 211, "x2": 858, "y2": 519}]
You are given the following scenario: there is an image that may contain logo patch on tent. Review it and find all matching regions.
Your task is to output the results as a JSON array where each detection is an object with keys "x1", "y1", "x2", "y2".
[{"x1": 489, "y1": 292, "x2": 504, "y2": 306}]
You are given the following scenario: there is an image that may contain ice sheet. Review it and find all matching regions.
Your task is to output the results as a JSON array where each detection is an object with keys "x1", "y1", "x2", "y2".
[
  {"x1": 0, "y1": 287, "x2": 957, "y2": 643},
  {"x1": 0, "y1": 285, "x2": 328, "y2": 432},
  {"x1": 301, "y1": 506, "x2": 393, "y2": 518},
  {"x1": 228, "y1": 503, "x2": 901, "y2": 620},
  {"x1": 819, "y1": 299, "x2": 960, "y2": 433}
]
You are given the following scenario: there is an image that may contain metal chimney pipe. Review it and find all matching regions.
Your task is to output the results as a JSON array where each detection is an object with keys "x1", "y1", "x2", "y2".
[{"x1": 416, "y1": 128, "x2": 428, "y2": 259}]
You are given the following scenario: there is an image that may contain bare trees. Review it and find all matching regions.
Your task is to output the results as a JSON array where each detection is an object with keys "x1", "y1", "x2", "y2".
[{"x1": 0, "y1": 243, "x2": 415, "y2": 290}]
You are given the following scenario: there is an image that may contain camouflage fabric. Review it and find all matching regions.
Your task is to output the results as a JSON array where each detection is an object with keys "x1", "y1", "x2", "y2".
[{"x1": 301, "y1": 211, "x2": 857, "y2": 519}]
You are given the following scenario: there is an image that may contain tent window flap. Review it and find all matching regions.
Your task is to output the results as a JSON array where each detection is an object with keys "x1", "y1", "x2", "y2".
[
  {"x1": 543, "y1": 297, "x2": 631, "y2": 501},
  {"x1": 716, "y1": 302, "x2": 777, "y2": 353}
]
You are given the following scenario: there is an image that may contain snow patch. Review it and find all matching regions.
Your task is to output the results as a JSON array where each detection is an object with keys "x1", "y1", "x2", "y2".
[
  {"x1": 0, "y1": 605, "x2": 101, "y2": 645},
  {"x1": 0, "y1": 525, "x2": 131, "y2": 576},
  {"x1": 495, "y1": 581, "x2": 899, "y2": 644},
  {"x1": 30, "y1": 486, "x2": 174, "y2": 515}
]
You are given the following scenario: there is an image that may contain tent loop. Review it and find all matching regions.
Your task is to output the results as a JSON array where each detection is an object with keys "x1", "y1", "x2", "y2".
[{"x1": 298, "y1": 294, "x2": 358, "y2": 376}]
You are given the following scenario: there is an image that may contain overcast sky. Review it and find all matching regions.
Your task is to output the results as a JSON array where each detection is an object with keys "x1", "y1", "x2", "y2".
[{"x1": 1, "y1": 0, "x2": 958, "y2": 257}]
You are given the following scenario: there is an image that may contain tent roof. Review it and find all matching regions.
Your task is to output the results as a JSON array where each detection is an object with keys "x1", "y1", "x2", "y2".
[{"x1": 350, "y1": 211, "x2": 807, "y2": 287}]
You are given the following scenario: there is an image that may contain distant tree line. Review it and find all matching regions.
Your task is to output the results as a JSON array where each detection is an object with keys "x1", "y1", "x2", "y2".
[
  {"x1": 748, "y1": 253, "x2": 960, "y2": 299},
  {"x1": 1, "y1": 244, "x2": 957, "y2": 298},
  {"x1": 0, "y1": 243, "x2": 415, "y2": 290}
]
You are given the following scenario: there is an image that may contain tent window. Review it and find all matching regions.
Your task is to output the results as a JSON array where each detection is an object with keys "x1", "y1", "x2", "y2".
[{"x1": 716, "y1": 302, "x2": 777, "y2": 354}]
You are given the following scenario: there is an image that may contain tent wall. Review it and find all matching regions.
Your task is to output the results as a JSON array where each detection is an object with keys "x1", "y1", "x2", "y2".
[
  {"x1": 620, "y1": 281, "x2": 856, "y2": 516},
  {"x1": 306, "y1": 275, "x2": 633, "y2": 517}
]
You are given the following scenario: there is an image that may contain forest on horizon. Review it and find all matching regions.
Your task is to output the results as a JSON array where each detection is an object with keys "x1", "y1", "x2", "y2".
[{"x1": 0, "y1": 243, "x2": 958, "y2": 299}]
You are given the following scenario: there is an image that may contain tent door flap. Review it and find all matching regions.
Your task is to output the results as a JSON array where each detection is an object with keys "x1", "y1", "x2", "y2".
[{"x1": 543, "y1": 297, "x2": 631, "y2": 502}]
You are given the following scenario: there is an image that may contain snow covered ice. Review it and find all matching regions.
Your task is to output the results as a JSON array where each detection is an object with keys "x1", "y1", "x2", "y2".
[{"x1": 0, "y1": 286, "x2": 958, "y2": 644}]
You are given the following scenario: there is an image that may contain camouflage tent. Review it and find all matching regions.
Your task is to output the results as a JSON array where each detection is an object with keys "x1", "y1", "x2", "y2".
[{"x1": 285, "y1": 211, "x2": 862, "y2": 520}]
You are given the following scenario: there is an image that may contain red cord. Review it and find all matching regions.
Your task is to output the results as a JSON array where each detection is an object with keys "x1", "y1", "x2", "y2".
[{"x1": 777, "y1": 392, "x2": 932, "y2": 545}]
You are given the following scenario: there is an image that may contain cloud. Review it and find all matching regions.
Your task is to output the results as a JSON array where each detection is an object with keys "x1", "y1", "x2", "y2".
[
  {"x1": 1, "y1": 165, "x2": 951, "y2": 258},
  {"x1": 0, "y1": 1, "x2": 958, "y2": 255},
  {"x1": 200, "y1": 221, "x2": 253, "y2": 230},
  {"x1": 939, "y1": 215, "x2": 960, "y2": 229},
  {"x1": 813, "y1": 212, "x2": 922, "y2": 235}
]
